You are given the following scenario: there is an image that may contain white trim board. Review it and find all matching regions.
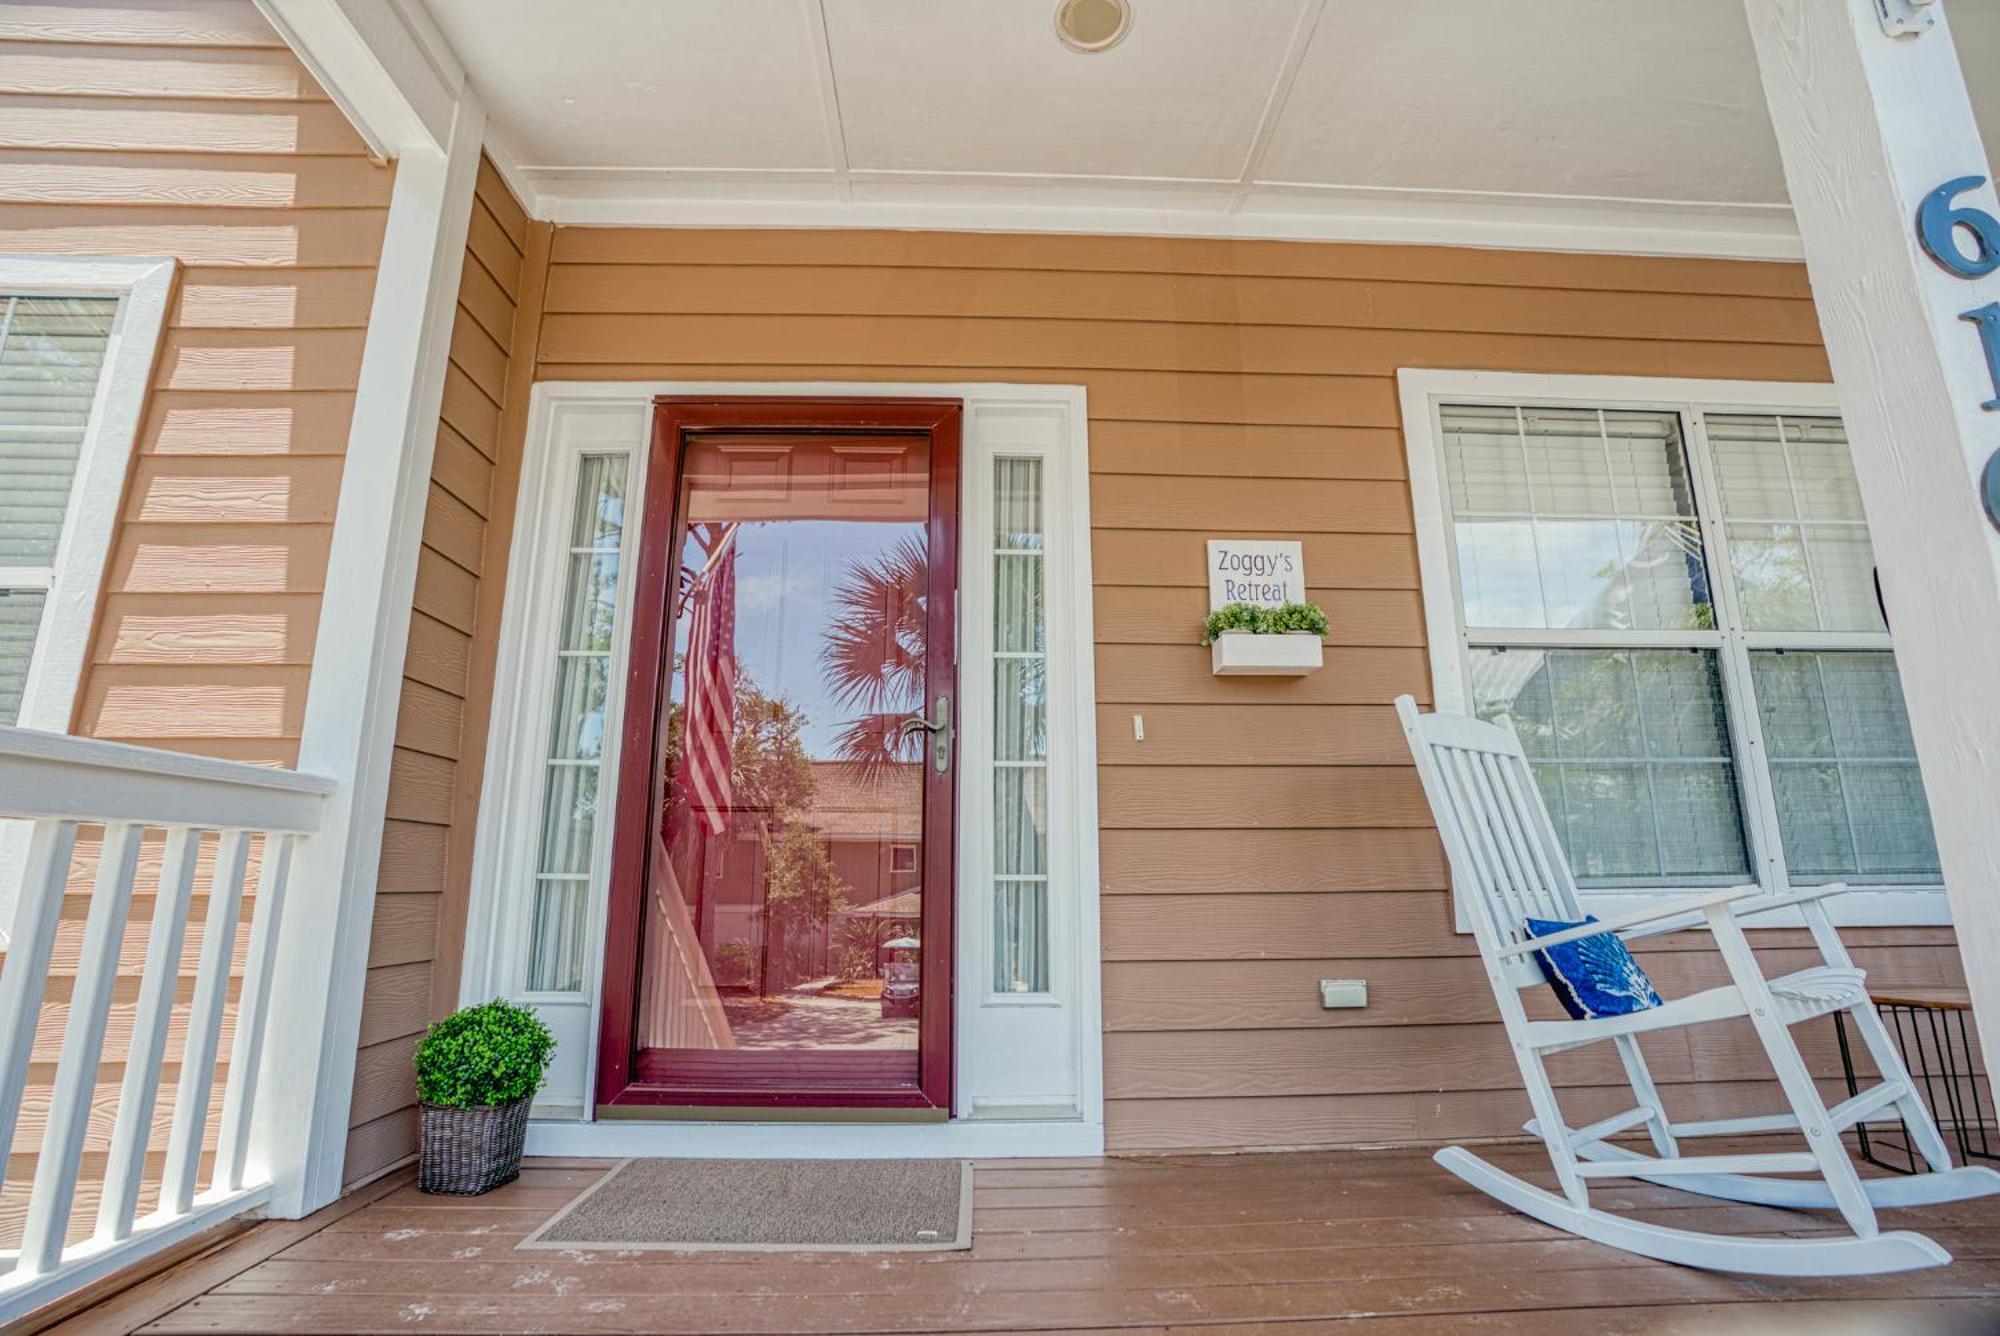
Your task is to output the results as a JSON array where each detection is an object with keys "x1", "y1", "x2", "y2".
[
  {"x1": 255, "y1": 0, "x2": 464, "y2": 157},
  {"x1": 1396, "y1": 368, "x2": 1948, "y2": 930},
  {"x1": 530, "y1": 175, "x2": 1803, "y2": 262},
  {"x1": 252, "y1": 91, "x2": 488, "y2": 1219},
  {"x1": 463, "y1": 379, "x2": 1104, "y2": 1154}
]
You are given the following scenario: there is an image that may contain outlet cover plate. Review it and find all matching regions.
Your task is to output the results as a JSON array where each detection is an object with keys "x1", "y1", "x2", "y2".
[{"x1": 1320, "y1": 978, "x2": 1367, "y2": 1009}]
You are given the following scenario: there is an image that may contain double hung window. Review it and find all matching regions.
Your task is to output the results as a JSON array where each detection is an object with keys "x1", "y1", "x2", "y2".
[{"x1": 1429, "y1": 394, "x2": 1936, "y2": 900}]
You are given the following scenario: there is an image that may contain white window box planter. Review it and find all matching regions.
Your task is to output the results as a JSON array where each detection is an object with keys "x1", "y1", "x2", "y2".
[{"x1": 1210, "y1": 631, "x2": 1324, "y2": 676}]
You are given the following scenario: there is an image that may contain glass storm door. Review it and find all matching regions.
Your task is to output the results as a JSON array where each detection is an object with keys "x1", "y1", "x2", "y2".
[{"x1": 598, "y1": 399, "x2": 961, "y2": 1110}]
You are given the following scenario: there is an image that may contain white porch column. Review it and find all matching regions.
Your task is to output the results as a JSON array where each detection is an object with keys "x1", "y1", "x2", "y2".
[
  {"x1": 248, "y1": 0, "x2": 482, "y2": 1217},
  {"x1": 1744, "y1": 0, "x2": 2000, "y2": 1078}
]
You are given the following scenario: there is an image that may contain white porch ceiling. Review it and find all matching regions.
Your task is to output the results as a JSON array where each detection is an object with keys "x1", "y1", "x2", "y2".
[{"x1": 421, "y1": 0, "x2": 2000, "y2": 258}]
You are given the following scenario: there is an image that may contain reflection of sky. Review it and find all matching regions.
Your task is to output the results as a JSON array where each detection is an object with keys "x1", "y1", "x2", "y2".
[
  {"x1": 1458, "y1": 518, "x2": 1706, "y2": 631},
  {"x1": 674, "y1": 519, "x2": 925, "y2": 757}
]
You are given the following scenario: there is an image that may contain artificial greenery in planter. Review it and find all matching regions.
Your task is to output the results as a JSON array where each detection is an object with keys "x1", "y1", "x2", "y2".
[
  {"x1": 1202, "y1": 601, "x2": 1330, "y2": 676},
  {"x1": 1200, "y1": 600, "x2": 1330, "y2": 644},
  {"x1": 414, "y1": 998, "x2": 555, "y2": 1195}
]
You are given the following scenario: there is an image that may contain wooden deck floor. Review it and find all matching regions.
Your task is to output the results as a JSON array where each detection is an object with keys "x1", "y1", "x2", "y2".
[{"x1": 39, "y1": 1146, "x2": 2000, "y2": 1334}]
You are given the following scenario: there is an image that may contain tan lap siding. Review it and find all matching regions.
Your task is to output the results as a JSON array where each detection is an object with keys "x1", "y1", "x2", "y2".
[
  {"x1": 527, "y1": 226, "x2": 1968, "y2": 1151},
  {"x1": 345, "y1": 159, "x2": 547, "y2": 1187},
  {"x1": 0, "y1": 1, "x2": 390, "y2": 764},
  {"x1": 0, "y1": 1, "x2": 388, "y2": 1242}
]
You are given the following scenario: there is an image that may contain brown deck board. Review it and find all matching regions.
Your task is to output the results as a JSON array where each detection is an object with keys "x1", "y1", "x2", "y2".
[{"x1": 31, "y1": 1146, "x2": 2000, "y2": 1334}]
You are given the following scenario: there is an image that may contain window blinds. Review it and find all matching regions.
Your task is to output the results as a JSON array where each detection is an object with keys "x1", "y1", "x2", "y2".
[
  {"x1": 0, "y1": 295, "x2": 118, "y2": 724},
  {"x1": 0, "y1": 297, "x2": 118, "y2": 566}
]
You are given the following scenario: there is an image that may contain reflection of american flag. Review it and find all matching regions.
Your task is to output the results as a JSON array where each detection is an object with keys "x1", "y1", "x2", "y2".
[{"x1": 683, "y1": 532, "x2": 737, "y2": 835}]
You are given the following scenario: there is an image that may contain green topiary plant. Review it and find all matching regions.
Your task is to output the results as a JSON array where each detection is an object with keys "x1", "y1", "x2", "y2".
[
  {"x1": 1200, "y1": 601, "x2": 1263, "y2": 644},
  {"x1": 1263, "y1": 601, "x2": 1330, "y2": 637},
  {"x1": 1201, "y1": 600, "x2": 1329, "y2": 644},
  {"x1": 414, "y1": 998, "x2": 556, "y2": 1109}
]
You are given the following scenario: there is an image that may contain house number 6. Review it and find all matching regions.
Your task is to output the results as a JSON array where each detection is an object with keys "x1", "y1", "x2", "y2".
[
  {"x1": 1917, "y1": 175, "x2": 2000, "y2": 278},
  {"x1": 1916, "y1": 175, "x2": 2000, "y2": 529}
]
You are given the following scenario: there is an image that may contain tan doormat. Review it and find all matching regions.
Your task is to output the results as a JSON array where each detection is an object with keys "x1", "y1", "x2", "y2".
[{"x1": 519, "y1": 1157, "x2": 974, "y2": 1253}]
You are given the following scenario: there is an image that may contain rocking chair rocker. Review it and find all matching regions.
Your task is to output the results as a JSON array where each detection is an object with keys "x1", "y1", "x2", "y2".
[{"x1": 1395, "y1": 694, "x2": 2000, "y2": 1275}]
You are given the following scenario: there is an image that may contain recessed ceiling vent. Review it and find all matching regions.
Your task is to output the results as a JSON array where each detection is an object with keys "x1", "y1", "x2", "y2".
[{"x1": 1054, "y1": 0, "x2": 1132, "y2": 54}]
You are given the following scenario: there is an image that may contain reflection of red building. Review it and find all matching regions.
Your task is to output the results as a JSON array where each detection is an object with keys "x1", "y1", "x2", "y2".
[{"x1": 704, "y1": 761, "x2": 922, "y2": 991}]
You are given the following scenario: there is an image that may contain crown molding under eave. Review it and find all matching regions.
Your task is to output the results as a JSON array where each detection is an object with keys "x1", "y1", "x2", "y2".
[
  {"x1": 479, "y1": 127, "x2": 544, "y2": 218},
  {"x1": 517, "y1": 172, "x2": 1804, "y2": 261}
]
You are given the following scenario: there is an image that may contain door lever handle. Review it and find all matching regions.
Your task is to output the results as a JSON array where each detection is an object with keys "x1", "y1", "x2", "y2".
[{"x1": 898, "y1": 696, "x2": 952, "y2": 773}]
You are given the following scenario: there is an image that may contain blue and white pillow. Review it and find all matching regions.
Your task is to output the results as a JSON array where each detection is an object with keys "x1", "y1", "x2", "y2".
[{"x1": 1525, "y1": 916, "x2": 1662, "y2": 1021}]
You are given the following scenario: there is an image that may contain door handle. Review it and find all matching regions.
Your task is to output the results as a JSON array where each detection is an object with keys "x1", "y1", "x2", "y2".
[{"x1": 898, "y1": 695, "x2": 952, "y2": 774}]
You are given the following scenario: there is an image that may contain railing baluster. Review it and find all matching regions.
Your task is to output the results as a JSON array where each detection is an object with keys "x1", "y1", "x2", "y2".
[
  {"x1": 0, "y1": 818, "x2": 81, "y2": 1210},
  {"x1": 19, "y1": 821, "x2": 145, "y2": 1275},
  {"x1": 0, "y1": 727, "x2": 330, "y2": 1322},
  {"x1": 214, "y1": 833, "x2": 293, "y2": 1193},
  {"x1": 160, "y1": 829, "x2": 250, "y2": 1216},
  {"x1": 96, "y1": 826, "x2": 202, "y2": 1242}
]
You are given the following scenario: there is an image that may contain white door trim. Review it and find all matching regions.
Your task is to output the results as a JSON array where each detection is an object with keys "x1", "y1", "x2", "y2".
[{"x1": 465, "y1": 380, "x2": 1104, "y2": 1157}]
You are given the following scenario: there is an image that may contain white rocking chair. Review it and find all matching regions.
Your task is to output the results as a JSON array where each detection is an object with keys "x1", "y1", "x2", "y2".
[{"x1": 1395, "y1": 694, "x2": 2000, "y2": 1276}]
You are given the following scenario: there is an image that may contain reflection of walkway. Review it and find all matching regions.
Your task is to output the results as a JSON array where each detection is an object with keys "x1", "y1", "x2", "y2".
[{"x1": 724, "y1": 987, "x2": 917, "y2": 1051}]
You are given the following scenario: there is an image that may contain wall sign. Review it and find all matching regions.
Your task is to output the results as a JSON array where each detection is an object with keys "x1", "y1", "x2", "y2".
[
  {"x1": 1915, "y1": 174, "x2": 2000, "y2": 531},
  {"x1": 1207, "y1": 539, "x2": 1304, "y2": 611}
]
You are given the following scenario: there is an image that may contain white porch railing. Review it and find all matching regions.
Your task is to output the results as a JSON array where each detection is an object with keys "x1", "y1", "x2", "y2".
[{"x1": 0, "y1": 725, "x2": 334, "y2": 1325}]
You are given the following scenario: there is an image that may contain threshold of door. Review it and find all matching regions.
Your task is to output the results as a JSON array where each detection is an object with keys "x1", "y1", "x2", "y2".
[
  {"x1": 596, "y1": 1103, "x2": 949, "y2": 1124},
  {"x1": 525, "y1": 1117, "x2": 1106, "y2": 1160}
]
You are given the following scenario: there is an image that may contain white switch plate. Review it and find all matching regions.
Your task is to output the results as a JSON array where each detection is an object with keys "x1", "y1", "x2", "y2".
[{"x1": 1319, "y1": 978, "x2": 1367, "y2": 1009}]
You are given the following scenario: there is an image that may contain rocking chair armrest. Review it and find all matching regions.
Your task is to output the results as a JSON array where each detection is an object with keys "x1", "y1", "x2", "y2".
[
  {"x1": 1493, "y1": 885, "x2": 1760, "y2": 959},
  {"x1": 1728, "y1": 882, "x2": 1853, "y2": 920}
]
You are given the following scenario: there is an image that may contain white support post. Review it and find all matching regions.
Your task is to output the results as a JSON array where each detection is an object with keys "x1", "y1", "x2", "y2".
[
  {"x1": 246, "y1": 87, "x2": 485, "y2": 1217},
  {"x1": 1744, "y1": 0, "x2": 2000, "y2": 1080}
]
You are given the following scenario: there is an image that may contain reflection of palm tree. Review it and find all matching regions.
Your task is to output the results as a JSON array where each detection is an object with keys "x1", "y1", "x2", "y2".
[{"x1": 821, "y1": 534, "x2": 927, "y2": 773}]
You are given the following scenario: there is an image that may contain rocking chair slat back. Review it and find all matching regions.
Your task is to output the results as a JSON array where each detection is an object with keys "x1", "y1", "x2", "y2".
[{"x1": 1396, "y1": 695, "x2": 1582, "y2": 980}]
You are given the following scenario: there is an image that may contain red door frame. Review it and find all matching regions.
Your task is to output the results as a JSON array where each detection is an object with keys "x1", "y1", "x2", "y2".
[{"x1": 596, "y1": 397, "x2": 961, "y2": 1112}]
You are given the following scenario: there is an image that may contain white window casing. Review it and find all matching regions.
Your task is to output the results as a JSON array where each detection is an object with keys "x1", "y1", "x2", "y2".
[{"x1": 1399, "y1": 370, "x2": 1948, "y2": 929}]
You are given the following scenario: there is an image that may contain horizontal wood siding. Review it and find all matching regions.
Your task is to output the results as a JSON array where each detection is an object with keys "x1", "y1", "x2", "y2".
[
  {"x1": 0, "y1": 0, "x2": 391, "y2": 765},
  {"x1": 532, "y1": 225, "x2": 1968, "y2": 1151},
  {"x1": 345, "y1": 158, "x2": 536, "y2": 1188}
]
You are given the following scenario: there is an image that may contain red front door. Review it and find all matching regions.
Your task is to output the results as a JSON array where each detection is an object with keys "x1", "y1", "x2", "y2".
[{"x1": 597, "y1": 398, "x2": 960, "y2": 1111}]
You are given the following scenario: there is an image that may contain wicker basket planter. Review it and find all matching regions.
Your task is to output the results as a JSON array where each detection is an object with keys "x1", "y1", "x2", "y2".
[{"x1": 419, "y1": 1097, "x2": 532, "y2": 1195}]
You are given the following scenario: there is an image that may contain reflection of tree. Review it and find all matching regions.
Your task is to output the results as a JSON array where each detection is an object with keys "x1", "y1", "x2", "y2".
[
  {"x1": 1587, "y1": 520, "x2": 1715, "y2": 632},
  {"x1": 760, "y1": 826, "x2": 843, "y2": 994},
  {"x1": 662, "y1": 673, "x2": 851, "y2": 995},
  {"x1": 663, "y1": 677, "x2": 814, "y2": 819},
  {"x1": 1729, "y1": 527, "x2": 1813, "y2": 628},
  {"x1": 820, "y1": 533, "x2": 927, "y2": 774}
]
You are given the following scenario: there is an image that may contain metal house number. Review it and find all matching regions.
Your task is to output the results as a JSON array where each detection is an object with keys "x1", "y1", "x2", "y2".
[{"x1": 1916, "y1": 176, "x2": 2000, "y2": 530}]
